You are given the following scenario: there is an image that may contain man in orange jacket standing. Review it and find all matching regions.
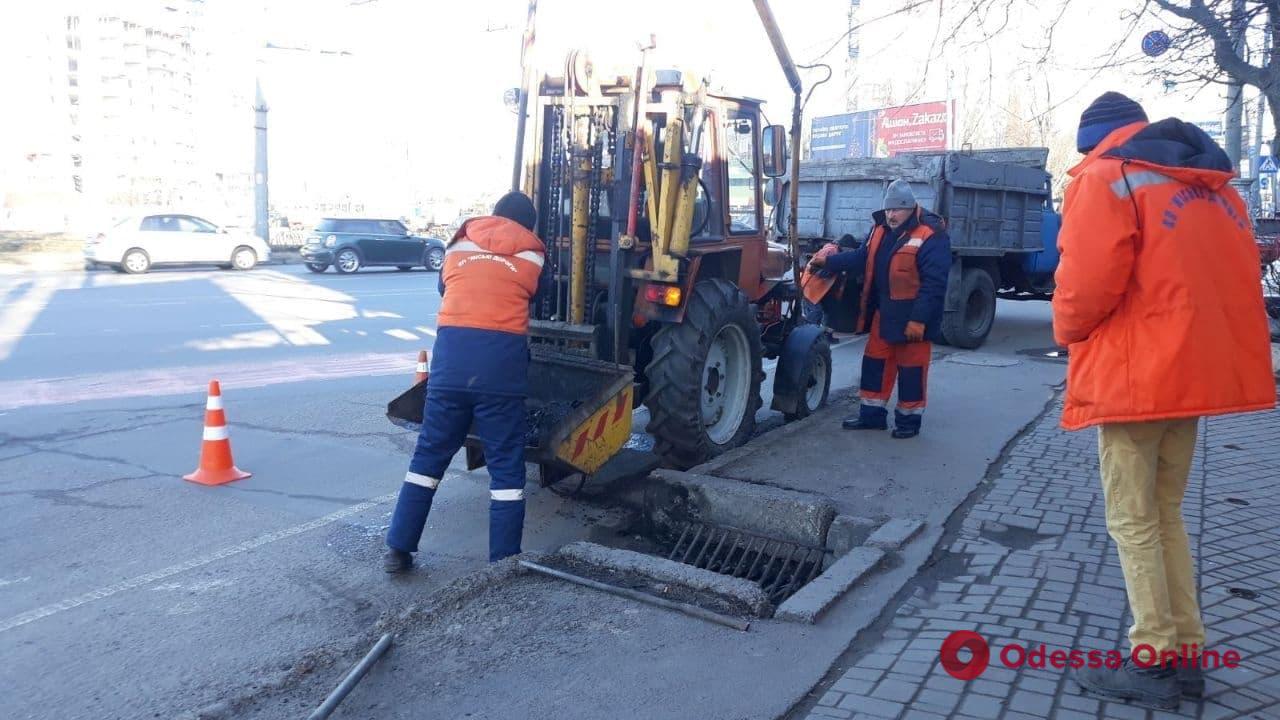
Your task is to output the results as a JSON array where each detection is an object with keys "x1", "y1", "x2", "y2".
[
  {"x1": 384, "y1": 192, "x2": 545, "y2": 573},
  {"x1": 1055, "y1": 92, "x2": 1275, "y2": 709}
]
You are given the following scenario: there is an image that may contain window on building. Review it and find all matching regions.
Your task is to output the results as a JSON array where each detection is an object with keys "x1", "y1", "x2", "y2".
[{"x1": 723, "y1": 110, "x2": 759, "y2": 234}]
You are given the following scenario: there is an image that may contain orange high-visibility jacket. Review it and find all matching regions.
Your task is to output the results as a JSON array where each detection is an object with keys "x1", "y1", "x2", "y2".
[
  {"x1": 1053, "y1": 119, "x2": 1275, "y2": 430},
  {"x1": 437, "y1": 216, "x2": 545, "y2": 336}
]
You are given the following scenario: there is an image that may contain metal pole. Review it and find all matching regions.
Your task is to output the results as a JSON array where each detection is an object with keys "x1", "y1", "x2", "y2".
[
  {"x1": 1254, "y1": 27, "x2": 1270, "y2": 213},
  {"x1": 511, "y1": 0, "x2": 538, "y2": 192},
  {"x1": 253, "y1": 78, "x2": 269, "y2": 244},
  {"x1": 306, "y1": 633, "x2": 393, "y2": 720},
  {"x1": 518, "y1": 560, "x2": 751, "y2": 631}
]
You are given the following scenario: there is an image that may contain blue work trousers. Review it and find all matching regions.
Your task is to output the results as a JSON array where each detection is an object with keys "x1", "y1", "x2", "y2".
[{"x1": 386, "y1": 388, "x2": 527, "y2": 562}]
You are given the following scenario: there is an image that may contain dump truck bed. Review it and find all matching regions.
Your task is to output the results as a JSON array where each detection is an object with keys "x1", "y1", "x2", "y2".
[{"x1": 782, "y1": 149, "x2": 1052, "y2": 255}]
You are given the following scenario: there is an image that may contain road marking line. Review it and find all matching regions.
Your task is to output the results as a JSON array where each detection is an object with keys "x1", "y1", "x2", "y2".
[
  {"x1": 0, "y1": 492, "x2": 398, "y2": 635},
  {"x1": 0, "y1": 332, "x2": 54, "y2": 338}
]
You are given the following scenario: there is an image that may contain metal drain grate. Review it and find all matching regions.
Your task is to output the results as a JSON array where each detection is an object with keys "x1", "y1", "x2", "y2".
[{"x1": 666, "y1": 521, "x2": 830, "y2": 604}]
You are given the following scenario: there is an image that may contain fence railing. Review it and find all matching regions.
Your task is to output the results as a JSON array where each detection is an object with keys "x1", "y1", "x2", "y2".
[{"x1": 270, "y1": 228, "x2": 308, "y2": 249}]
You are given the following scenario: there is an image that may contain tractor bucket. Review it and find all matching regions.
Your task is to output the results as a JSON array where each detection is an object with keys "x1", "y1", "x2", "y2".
[
  {"x1": 385, "y1": 348, "x2": 635, "y2": 478},
  {"x1": 521, "y1": 349, "x2": 635, "y2": 476}
]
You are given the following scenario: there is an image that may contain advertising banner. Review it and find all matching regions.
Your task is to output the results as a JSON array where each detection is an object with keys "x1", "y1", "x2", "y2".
[{"x1": 809, "y1": 101, "x2": 953, "y2": 160}]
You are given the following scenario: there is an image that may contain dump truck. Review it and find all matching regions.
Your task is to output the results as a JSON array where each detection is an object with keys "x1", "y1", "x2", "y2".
[
  {"x1": 390, "y1": 2, "x2": 831, "y2": 487},
  {"x1": 779, "y1": 147, "x2": 1062, "y2": 348}
]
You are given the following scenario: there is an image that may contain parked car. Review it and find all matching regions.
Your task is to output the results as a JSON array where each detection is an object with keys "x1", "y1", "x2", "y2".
[
  {"x1": 84, "y1": 214, "x2": 271, "y2": 274},
  {"x1": 300, "y1": 218, "x2": 446, "y2": 274}
]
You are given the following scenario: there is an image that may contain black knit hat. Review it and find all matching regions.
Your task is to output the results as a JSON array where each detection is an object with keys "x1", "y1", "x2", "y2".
[
  {"x1": 1077, "y1": 92, "x2": 1148, "y2": 153},
  {"x1": 493, "y1": 192, "x2": 537, "y2": 231}
]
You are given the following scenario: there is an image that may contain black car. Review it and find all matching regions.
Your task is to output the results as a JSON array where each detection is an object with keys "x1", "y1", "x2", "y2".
[{"x1": 301, "y1": 218, "x2": 446, "y2": 274}]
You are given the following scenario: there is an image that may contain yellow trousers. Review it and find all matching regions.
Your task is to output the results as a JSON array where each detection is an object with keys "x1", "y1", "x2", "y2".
[{"x1": 1098, "y1": 418, "x2": 1205, "y2": 655}]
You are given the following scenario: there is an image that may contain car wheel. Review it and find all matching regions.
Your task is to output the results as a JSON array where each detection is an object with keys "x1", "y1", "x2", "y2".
[
  {"x1": 232, "y1": 246, "x2": 258, "y2": 271},
  {"x1": 305, "y1": 262, "x2": 329, "y2": 274},
  {"x1": 122, "y1": 248, "x2": 151, "y2": 274},
  {"x1": 335, "y1": 248, "x2": 361, "y2": 274},
  {"x1": 397, "y1": 265, "x2": 413, "y2": 271},
  {"x1": 425, "y1": 247, "x2": 445, "y2": 271}
]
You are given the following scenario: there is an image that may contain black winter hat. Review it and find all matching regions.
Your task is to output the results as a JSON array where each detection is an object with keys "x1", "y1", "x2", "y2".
[
  {"x1": 493, "y1": 192, "x2": 537, "y2": 231},
  {"x1": 1077, "y1": 92, "x2": 1148, "y2": 154}
]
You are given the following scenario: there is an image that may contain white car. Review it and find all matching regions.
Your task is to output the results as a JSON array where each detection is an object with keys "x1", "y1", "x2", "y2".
[{"x1": 84, "y1": 214, "x2": 272, "y2": 274}]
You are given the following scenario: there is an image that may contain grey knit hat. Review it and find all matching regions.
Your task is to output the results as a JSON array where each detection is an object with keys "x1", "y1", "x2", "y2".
[{"x1": 882, "y1": 179, "x2": 916, "y2": 211}]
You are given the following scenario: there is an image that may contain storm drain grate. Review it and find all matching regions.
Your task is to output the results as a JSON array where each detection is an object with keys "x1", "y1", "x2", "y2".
[{"x1": 666, "y1": 521, "x2": 830, "y2": 604}]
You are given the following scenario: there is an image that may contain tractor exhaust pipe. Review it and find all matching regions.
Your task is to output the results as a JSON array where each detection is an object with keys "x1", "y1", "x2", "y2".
[{"x1": 751, "y1": 0, "x2": 805, "y2": 321}]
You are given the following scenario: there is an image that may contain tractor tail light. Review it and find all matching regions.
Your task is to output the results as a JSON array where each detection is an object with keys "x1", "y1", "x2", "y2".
[{"x1": 644, "y1": 283, "x2": 682, "y2": 307}]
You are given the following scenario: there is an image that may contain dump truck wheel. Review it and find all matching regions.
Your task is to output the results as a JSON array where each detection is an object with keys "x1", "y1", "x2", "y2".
[
  {"x1": 645, "y1": 278, "x2": 763, "y2": 469},
  {"x1": 941, "y1": 267, "x2": 996, "y2": 349}
]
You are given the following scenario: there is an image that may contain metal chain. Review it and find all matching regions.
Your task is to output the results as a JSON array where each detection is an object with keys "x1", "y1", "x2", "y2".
[
  {"x1": 586, "y1": 108, "x2": 606, "y2": 302},
  {"x1": 542, "y1": 106, "x2": 565, "y2": 320}
]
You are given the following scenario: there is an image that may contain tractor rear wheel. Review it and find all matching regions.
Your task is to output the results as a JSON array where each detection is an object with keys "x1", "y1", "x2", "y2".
[{"x1": 644, "y1": 279, "x2": 764, "y2": 469}]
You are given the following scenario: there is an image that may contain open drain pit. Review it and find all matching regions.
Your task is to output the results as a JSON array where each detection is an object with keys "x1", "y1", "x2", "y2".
[{"x1": 664, "y1": 521, "x2": 830, "y2": 606}]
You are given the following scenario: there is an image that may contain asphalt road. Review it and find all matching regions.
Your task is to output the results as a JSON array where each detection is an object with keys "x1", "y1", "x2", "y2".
[{"x1": 0, "y1": 263, "x2": 1060, "y2": 719}]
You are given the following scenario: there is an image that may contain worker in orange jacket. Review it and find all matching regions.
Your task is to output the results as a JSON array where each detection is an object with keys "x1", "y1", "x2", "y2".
[
  {"x1": 809, "y1": 180, "x2": 951, "y2": 438},
  {"x1": 385, "y1": 192, "x2": 546, "y2": 573},
  {"x1": 1056, "y1": 92, "x2": 1275, "y2": 709}
]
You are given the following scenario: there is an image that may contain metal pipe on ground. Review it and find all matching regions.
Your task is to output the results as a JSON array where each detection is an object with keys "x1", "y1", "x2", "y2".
[
  {"x1": 306, "y1": 633, "x2": 394, "y2": 720},
  {"x1": 518, "y1": 559, "x2": 751, "y2": 632}
]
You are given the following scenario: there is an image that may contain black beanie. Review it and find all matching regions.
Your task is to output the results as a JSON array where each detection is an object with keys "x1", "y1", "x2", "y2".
[
  {"x1": 1077, "y1": 92, "x2": 1148, "y2": 153},
  {"x1": 493, "y1": 192, "x2": 537, "y2": 231}
]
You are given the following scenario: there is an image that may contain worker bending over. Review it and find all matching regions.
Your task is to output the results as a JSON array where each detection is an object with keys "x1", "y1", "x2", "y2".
[{"x1": 384, "y1": 192, "x2": 545, "y2": 572}]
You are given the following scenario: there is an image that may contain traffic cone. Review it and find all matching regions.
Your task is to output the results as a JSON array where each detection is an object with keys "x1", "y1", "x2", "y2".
[
  {"x1": 184, "y1": 380, "x2": 251, "y2": 486},
  {"x1": 414, "y1": 349, "x2": 430, "y2": 384}
]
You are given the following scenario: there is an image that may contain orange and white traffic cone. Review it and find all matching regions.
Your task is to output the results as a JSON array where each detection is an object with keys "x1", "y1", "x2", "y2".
[
  {"x1": 184, "y1": 380, "x2": 251, "y2": 486},
  {"x1": 414, "y1": 349, "x2": 430, "y2": 384}
]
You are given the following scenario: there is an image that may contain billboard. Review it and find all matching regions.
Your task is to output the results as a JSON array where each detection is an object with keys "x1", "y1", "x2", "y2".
[{"x1": 809, "y1": 101, "x2": 954, "y2": 161}]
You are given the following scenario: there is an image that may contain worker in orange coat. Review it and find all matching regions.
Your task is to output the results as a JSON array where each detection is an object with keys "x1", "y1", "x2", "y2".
[
  {"x1": 384, "y1": 192, "x2": 546, "y2": 573},
  {"x1": 1055, "y1": 92, "x2": 1275, "y2": 709}
]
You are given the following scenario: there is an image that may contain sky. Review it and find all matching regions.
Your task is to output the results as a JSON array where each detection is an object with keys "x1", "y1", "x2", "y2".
[
  {"x1": 3, "y1": 0, "x2": 1263, "y2": 221},
  {"x1": 240, "y1": 0, "x2": 1245, "y2": 203}
]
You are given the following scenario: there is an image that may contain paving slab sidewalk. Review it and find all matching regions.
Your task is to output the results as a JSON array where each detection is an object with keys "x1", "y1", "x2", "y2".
[{"x1": 794, "y1": 397, "x2": 1280, "y2": 720}]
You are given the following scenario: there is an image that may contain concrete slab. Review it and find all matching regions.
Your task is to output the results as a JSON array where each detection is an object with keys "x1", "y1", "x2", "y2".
[
  {"x1": 866, "y1": 518, "x2": 926, "y2": 550},
  {"x1": 556, "y1": 541, "x2": 771, "y2": 617},
  {"x1": 827, "y1": 514, "x2": 879, "y2": 556},
  {"x1": 644, "y1": 469, "x2": 837, "y2": 547},
  {"x1": 776, "y1": 547, "x2": 886, "y2": 624}
]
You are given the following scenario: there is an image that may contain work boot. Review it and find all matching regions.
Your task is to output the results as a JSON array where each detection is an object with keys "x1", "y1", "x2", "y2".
[
  {"x1": 1179, "y1": 665, "x2": 1205, "y2": 698},
  {"x1": 382, "y1": 548, "x2": 413, "y2": 574},
  {"x1": 1073, "y1": 659, "x2": 1179, "y2": 711},
  {"x1": 842, "y1": 415, "x2": 887, "y2": 430},
  {"x1": 891, "y1": 426, "x2": 920, "y2": 439}
]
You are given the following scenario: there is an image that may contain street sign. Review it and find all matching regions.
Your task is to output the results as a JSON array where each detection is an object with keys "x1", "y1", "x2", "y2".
[
  {"x1": 1142, "y1": 30, "x2": 1171, "y2": 57},
  {"x1": 1261, "y1": 156, "x2": 1280, "y2": 174}
]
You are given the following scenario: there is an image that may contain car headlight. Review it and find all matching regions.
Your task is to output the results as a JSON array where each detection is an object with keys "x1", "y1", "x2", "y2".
[{"x1": 324, "y1": 235, "x2": 337, "y2": 248}]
